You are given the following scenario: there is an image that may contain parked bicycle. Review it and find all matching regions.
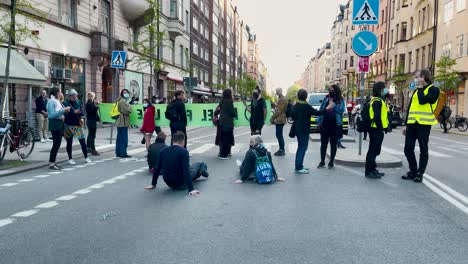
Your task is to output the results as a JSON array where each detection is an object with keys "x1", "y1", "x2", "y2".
[
  {"x1": 0, "y1": 119, "x2": 35, "y2": 161},
  {"x1": 440, "y1": 115, "x2": 468, "y2": 132}
]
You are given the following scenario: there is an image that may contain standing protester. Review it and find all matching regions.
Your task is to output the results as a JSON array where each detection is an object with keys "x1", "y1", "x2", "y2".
[
  {"x1": 214, "y1": 105, "x2": 222, "y2": 155},
  {"x1": 63, "y1": 89, "x2": 91, "y2": 165},
  {"x1": 115, "y1": 89, "x2": 132, "y2": 158},
  {"x1": 141, "y1": 99, "x2": 156, "y2": 151},
  {"x1": 244, "y1": 87, "x2": 267, "y2": 135},
  {"x1": 291, "y1": 89, "x2": 327, "y2": 174},
  {"x1": 365, "y1": 82, "x2": 389, "y2": 179},
  {"x1": 363, "y1": 96, "x2": 371, "y2": 140},
  {"x1": 402, "y1": 70, "x2": 440, "y2": 183},
  {"x1": 439, "y1": 105, "x2": 451, "y2": 133},
  {"x1": 145, "y1": 132, "x2": 208, "y2": 196},
  {"x1": 166, "y1": 90, "x2": 188, "y2": 148},
  {"x1": 317, "y1": 85, "x2": 345, "y2": 169},
  {"x1": 218, "y1": 89, "x2": 237, "y2": 160},
  {"x1": 270, "y1": 88, "x2": 288, "y2": 156},
  {"x1": 47, "y1": 88, "x2": 71, "y2": 170},
  {"x1": 86, "y1": 92, "x2": 100, "y2": 156},
  {"x1": 35, "y1": 89, "x2": 50, "y2": 143}
]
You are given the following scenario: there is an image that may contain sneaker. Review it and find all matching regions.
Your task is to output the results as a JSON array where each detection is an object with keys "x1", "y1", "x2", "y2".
[
  {"x1": 413, "y1": 173, "x2": 424, "y2": 183},
  {"x1": 49, "y1": 164, "x2": 61, "y2": 171},
  {"x1": 68, "y1": 159, "x2": 76, "y2": 165},
  {"x1": 46, "y1": 139, "x2": 53, "y2": 142},
  {"x1": 401, "y1": 172, "x2": 416, "y2": 180},
  {"x1": 274, "y1": 150, "x2": 286, "y2": 156},
  {"x1": 317, "y1": 162, "x2": 326, "y2": 169},
  {"x1": 337, "y1": 144, "x2": 346, "y2": 149},
  {"x1": 365, "y1": 171, "x2": 382, "y2": 179},
  {"x1": 328, "y1": 162, "x2": 334, "y2": 169},
  {"x1": 218, "y1": 156, "x2": 230, "y2": 160},
  {"x1": 91, "y1": 150, "x2": 100, "y2": 156},
  {"x1": 295, "y1": 168, "x2": 310, "y2": 174},
  {"x1": 40, "y1": 139, "x2": 46, "y2": 143},
  {"x1": 374, "y1": 170, "x2": 385, "y2": 177},
  {"x1": 85, "y1": 158, "x2": 92, "y2": 163}
]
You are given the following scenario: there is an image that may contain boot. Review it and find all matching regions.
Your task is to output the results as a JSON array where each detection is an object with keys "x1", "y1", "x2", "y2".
[{"x1": 91, "y1": 149, "x2": 100, "y2": 156}]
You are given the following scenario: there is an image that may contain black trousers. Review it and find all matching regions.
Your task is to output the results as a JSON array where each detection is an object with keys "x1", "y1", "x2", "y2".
[
  {"x1": 440, "y1": 115, "x2": 448, "y2": 132},
  {"x1": 87, "y1": 126, "x2": 97, "y2": 150},
  {"x1": 320, "y1": 129, "x2": 338, "y2": 163},
  {"x1": 66, "y1": 137, "x2": 88, "y2": 159},
  {"x1": 404, "y1": 124, "x2": 431, "y2": 175},
  {"x1": 220, "y1": 129, "x2": 234, "y2": 158},
  {"x1": 49, "y1": 130, "x2": 63, "y2": 163},
  {"x1": 365, "y1": 128, "x2": 384, "y2": 175}
]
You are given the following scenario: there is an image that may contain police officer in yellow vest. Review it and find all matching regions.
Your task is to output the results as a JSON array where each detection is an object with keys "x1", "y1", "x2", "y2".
[
  {"x1": 365, "y1": 82, "x2": 389, "y2": 179},
  {"x1": 402, "y1": 70, "x2": 440, "y2": 183}
]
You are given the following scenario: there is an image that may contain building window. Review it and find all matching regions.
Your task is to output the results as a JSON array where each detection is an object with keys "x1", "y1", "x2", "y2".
[
  {"x1": 185, "y1": 48, "x2": 189, "y2": 69},
  {"x1": 392, "y1": 0, "x2": 395, "y2": 19},
  {"x1": 457, "y1": 35, "x2": 464, "y2": 57},
  {"x1": 408, "y1": 51, "x2": 412, "y2": 73},
  {"x1": 421, "y1": 46, "x2": 426, "y2": 69},
  {"x1": 457, "y1": 0, "x2": 466, "y2": 12},
  {"x1": 402, "y1": 0, "x2": 409, "y2": 7},
  {"x1": 442, "y1": 43, "x2": 452, "y2": 57},
  {"x1": 390, "y1": 30, "x2": 394, "y2": 47},
  {"x1": 171, "y1": 40, "x2": 175, "y2": 64},
  {"x1": 399, "y1": 54, "x2": 406, "y2": 72},
  {"x1": 192, "y1": 42, "x2": 198, "y2": 56},
  {"x1": 409, "y1": 17, "x2": 414, "y2": 38},
  {"x1": 422, "y1": 7, "x2": 427, "y2": 31},
  {"x1": 186, "y1": 11, "x2": 189, "y2": 31},
  {"x1": 444, "y1": 1, "x2": 454, "y2": 23},
  {"x1": 170, "y1": 0, "x2": 182, "y2": 19},
  {"x1": 100, "y1": 0, "x2": 110, "y2": 35},
  {"x1": 396, "y1": 24, "x2": 400, "y2": 42},
  {"x1": 401, "y1": 22, "x2": 407, "y2": 41},
  {"x1": 350, "y1": 56, "x2": 354, "y2": 67},
  {"x1": 180, "y1": 45, "x2": 184, "y2": 68},
  {"x1": 415, "y1": 49, "x2": 420, "y2": 71},
  {"x1": 58, "y1": 0, "x2": 77, "y2": 28},
  {"x1": 428, "y1": 44, "x2": 433, "y2": 66},
  {"x1": 192, "y1": 16, "x2": 198, "y2": 30}
]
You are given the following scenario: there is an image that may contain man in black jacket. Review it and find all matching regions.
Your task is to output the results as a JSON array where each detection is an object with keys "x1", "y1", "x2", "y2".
[
  {"x1": 365, "y1": 82, "x2": 389, "y2": 179},
  {"x1": 145, "y1": 132, "x2": 208, "y2": 196},
  {"x1": 169, "y1": 90, "x2": 188, "y2": 148},
  {"x1": 35, "y1": 89, "x2": 49, "y2": 143},
  {"x1": 402, "y1": 70, "x2": 440, "y2": 183}
]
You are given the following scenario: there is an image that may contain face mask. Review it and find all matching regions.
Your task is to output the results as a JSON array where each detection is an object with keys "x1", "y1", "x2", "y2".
[
  {"x1": 382, "y1": 88, "x2": 389, "y2": 97},
  {"x1": 143, "y1": 103, "x2": 148, "y2": 108},
  {"x1": 123, "y1": 93, "x2": 130, "y2": 99},
  {"x1": 414, "y1": 78, "x2": 423, "y2": 88},
  {"x1": 329, "y1": 91, "x2": 336, "y2": 97},
  {"x1": 253, "y1": 92, "x2": 259, "y2": 99}
]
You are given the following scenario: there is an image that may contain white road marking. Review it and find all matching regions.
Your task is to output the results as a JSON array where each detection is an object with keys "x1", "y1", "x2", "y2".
[
  {"x1": 93, "y1": 160, "x2": 105, "y2": 163},
  {"x1": 49, "y1": 171, "x2": 63, "y2": 175},
  {"x1": 35, "y1": 201, "x2": 59, "y2": 209},
  {"x1": 188, "y1": 134, "x2": 217, "y2": 142},
  {"x1": 89, "y1": 184, "x2": 104, "y2": 189},
  {"x1": 124, "y1": 172, "x2": 136, "y2": 176},
  {"x1": 134, "y1": 169, "x2": 145, "y2": 173},
  {"x1": 395, "y1": 144, "x2": 450, "y2": 158},
  {"x1": 234, "y1": 131, "x2": 253, "y2": 138},
  {"x1": 73, "y1": 189, "x2": 92, "y2": 195},
  {"x1": 61, "y1": 168, "x2": 75, "y2": 171},
  {"x1": 263, "y1": 143, "x2": 275, "y2": 152},
  {"x1": 127, "y1": 147, "x2": 147, "y2": 156},
  {"x1": 437, "y1": 146, "x2": 466, "y2": 154},
  {"x1": 11, "y1": 210, "x2": 39, "y2": 217},
  {"x1": 1, "y1": 183, "x2": 19, "y2": 187},
  {"x1": 423, "y1": 180, "x2": 468, "y2": 216},
  {"x1": 190, "y1": 144, "x2": 215, "y2": 154},
  {"x1": 95, "y1": 144, "x2": 114, "y2": 150},
  {"x1": 231, "y1": 144, "x2": 246, "y2": 154},
  {"x1": 74, "y1": 165, "x2": 86, "y2": 168},
  {"x1": 101, "y1": 180, "x2": 116, "y2": 184},
  {"x1": 381, "y1": 146, "x2": 403, "y2": 155},
  {"x1": 288, "y1": 142, "x2": 298, "y2": 154},
  {"x1": 114, "y1": 176, "x2": 127, "y2": 180},
  {"x1": 18, "y1": 179, "x2": 35, "y2": 183},
  {"x1": 55, "y1": 195, "x2": 77, "y2": 201},
  {"x1": 424, "y1": 174, "x2": 468, "y2": 206},
  {"x1": 34, "y1": 175, "x2": 50, "y2": 178},
  {"x1": 0, "y1": 218, "x2": 15, "y2": 228}
]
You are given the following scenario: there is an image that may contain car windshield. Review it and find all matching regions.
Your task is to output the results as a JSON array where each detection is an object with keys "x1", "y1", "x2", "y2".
[{"x1": 308, "y1": 94, "x2": 326, "y2": 106}]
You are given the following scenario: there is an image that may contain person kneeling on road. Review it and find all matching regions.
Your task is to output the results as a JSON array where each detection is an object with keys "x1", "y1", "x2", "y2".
[
  {"x1": 235, "y1": 135, "x2": 285, "y2": 184},
  {"x1": 147, "y1": 130, "x2": 167, "y2": 174},
  {"x1": 144, "y1": 132, "x2": 208, "y2": 196}
]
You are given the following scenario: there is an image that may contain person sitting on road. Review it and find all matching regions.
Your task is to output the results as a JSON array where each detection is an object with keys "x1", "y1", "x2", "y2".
[
  {"x1": 145, "y1": 132, "x2": 208, "y2": 196},
  {"x1": 147, "y1": 131, "x2": 168, "y2": 174},
  {"x1": 235, "y1": 135, "x2": 285, "y2": 184}
]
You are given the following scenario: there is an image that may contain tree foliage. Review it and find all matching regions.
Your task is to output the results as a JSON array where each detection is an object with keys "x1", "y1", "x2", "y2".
[
  {"x1": 434, "y1": 56, "x2": 460, "y2": 92},
  {"x1": 286, "y1": 84, "x2": 302, "y2": 101},
  {"x1": 230, "y1": 74, "x2": 257, "y2": 98},
  {"x1": 387, "y1": 66, "x2": 411, "y2": 92}
]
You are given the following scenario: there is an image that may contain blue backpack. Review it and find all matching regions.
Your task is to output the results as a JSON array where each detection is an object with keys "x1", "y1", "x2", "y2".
[{"x1": 252, "y1": 150, "x2": 274, "y2": 184}]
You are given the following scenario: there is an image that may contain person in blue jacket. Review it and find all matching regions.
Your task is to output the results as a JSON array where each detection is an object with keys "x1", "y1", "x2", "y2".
[{"x1": 317, "y1": 84, "x2": 346, "y2": 169}]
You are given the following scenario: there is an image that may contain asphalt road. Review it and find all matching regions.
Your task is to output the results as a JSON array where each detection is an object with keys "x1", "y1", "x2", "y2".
[{"x1": 0, "y1": 125, "x2": 467, "y2": 264}]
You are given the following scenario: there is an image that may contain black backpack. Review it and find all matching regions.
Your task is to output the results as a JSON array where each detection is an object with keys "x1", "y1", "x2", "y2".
[
  {"x1": 356, "y1": 101, "x2": 372, "y2": 133},
  {"x1": 165, "y1": 101, "x2": 179, "y2": 122},
  {"x1": 285, "y1": 102, "x2": 293, "y2": 118}
]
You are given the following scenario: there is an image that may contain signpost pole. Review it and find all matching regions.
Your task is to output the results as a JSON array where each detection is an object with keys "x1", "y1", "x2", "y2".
[{"x1": 358, "y1": 71, "x2": 365, "y2": 156}]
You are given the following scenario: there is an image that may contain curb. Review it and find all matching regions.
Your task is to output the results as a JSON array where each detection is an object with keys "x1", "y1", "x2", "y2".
[
  {"x1": 331, "y1": 156, "x2": 403, "y2": 168},
  {"x1": 433, "y1": 128, "x2": 468, "y2": 137}
]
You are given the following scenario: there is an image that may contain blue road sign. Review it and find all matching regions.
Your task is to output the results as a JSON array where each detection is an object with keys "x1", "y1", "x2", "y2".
[
  {"x1": 111, "y1": 51, "x2": 127, "y2": 69},
  {"x1": 353, "y1": 0, "x2": 379, "y2": 25},
  {"x1": 352, "y1": 31, "x2": 378, "y2": 57}
]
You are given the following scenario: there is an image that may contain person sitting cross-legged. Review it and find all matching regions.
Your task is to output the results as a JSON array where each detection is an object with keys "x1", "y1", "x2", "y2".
[
  {"x1": 147, "y1": 130, "x2": 168, "y2": 174},
  {"x1": 235, "y1": 135, "x2": 286, "y2": 184},
  {"x1": 144, "y1": 131, "x2": 208, "y2": 196}
]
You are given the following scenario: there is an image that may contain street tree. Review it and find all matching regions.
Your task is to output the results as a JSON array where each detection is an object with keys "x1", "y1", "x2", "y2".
[
  {"x1": 0, "y1": 0, "x2": 45, "y2": 118},
  {"x1": 435, "y1": 56, "x2": 460, "y2": 113},
  {"x1": 131, "y1": 0, "x2": 167, "y2": 99},
  {"x1": 387, "y1": 66, "x2": 411, "y2": 110},
  {"x1": 231, "y1": 74, "x2": 257, "y2": 98},
  {"x1": 286, "y1": 84, "x2": 302, "y2": 102}
]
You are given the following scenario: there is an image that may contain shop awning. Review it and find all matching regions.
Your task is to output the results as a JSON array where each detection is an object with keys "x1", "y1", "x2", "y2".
[
  {"x1": 192, "y1": 89, "x2": 212, "y2": 96},
  {"x1": 167, "y1": 71, "x2": 184, "y2": 83},
  {"x1": 0, "y1": 46, "x2": 47, "y2": 86}
]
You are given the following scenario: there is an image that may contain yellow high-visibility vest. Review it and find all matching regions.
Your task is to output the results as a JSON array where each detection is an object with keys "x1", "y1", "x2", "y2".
[
  {"x1": 407, "y1": 84, "x2": 438, "y2": 125},
  {"x1": 369, "y1": 97, "x2": 389, "y2": 129}
]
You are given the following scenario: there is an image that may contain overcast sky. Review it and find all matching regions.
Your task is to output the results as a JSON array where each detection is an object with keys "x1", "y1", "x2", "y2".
[{"x1": 235, "y1": 0, "x2": 347, "y2": 91}]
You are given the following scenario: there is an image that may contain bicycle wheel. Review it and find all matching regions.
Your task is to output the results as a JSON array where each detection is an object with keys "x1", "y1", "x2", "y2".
[
  {"x1": 17, "y1": 129, "x2": 35, "y2": 159},
  {"x1": 457, "y1": 120, "x2": 468, "y2": 132},
  {"x1": 440, "y1": 120, "x2": 452, "y2": 131},
  {"x1": 0, "y1": 135, "x2": 7, "y2": 161}
]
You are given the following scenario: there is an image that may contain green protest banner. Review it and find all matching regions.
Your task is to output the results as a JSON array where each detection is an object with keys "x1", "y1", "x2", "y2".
[{"x1": 99, "y1": 101, "x2": 272, "y2": 127}]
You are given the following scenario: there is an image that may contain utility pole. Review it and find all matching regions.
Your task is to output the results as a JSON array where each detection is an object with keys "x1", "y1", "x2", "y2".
[
  {"x1": 155, "y1": 2, "x2": 161, "y2": 99},
  {"x1": 2, "y1": 0, "x2": 17, "y2": 119}
]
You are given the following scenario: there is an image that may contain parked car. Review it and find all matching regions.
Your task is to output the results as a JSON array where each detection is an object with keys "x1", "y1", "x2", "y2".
[
  {"x1": 307, "y1": 93, "x2": 349, "y2": 135},
  {"x1": 389, "y1": 104, "x2": 404, "y2": 128}
]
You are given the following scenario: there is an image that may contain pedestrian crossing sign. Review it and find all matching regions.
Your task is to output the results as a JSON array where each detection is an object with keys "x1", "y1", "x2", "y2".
[
  {"x1": 111, "y1": 50, "x2": 127, "y2": 69},
  {"x1": 353, "y1": 0, "x2": 379, "y2": 25}
]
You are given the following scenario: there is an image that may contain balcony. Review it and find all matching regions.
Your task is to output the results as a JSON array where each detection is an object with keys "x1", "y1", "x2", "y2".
[
  {"x1": 90, "y1": 31, "x2": 110, "y2": 55},
  {"x1": 167, "y1": 18, "x2": 184, "y2": 40}
]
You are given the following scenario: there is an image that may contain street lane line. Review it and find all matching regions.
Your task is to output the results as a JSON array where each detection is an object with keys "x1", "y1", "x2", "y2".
[
  {"x1": 234, "y1": 131, "x2": 253, "y2": 138},
  {"x1": 102, "y1": 180, "x2": 116, "y2": 184},
  {"x1": 436, "y1": 146, "x2": 466, "y2": 154},
  {"x1": 93, "y1": 160, "x2": 105, "y2": 163},
  {"x1": 263, "y1": 143, "x2": 275, "y2": 152},
  {"x1": 114, "y1": 176, "x2": 127, "y2": 180},
  {"x1": 74, "y1": 165, "x2": 86, "y2": 168},
  {"x1": 0, "y1": 218, "x2": 14, "y2": 228},
  {"x1": 397, "y1": 144, "x2": 451, "y2": 158},
  {"x1": 73, "y1": 189, "x2": 92, "y2": 195},
  {"x1": 188, "y1": 134, "x2": 217, "y2": 142},
  {"x1": 424, "y1": 174, "x2": 468, "y2": 206},
  {"x1": 35, "y1": 201, "x2": 59, "y2": 209},
  {"x1": 423, "y1": 180, "x2": 468, "y2": 216},
  {"x1": 56, "y1": 195, "x2": 77, "y2": 201},
  {"x1": 231, "y1": 143, "x2": 246, "y2": 154},
  {"x1": 1, "y1": 183, "x2": 19, "y2": 187},
  {"x1": 190, "y1": 144, "x2": 215, "y2": 154},
  {"x1": 34, "y1": 175, "x2": 50, "y2": 178},
  {"x1": 11, "y1": 210, "x2": 39, "y2": 217},
  {"x1": 95, "y1": 144, "x2": 114, "y2": 150},
  {"x1": 61, "y1": 168, "x2": 75, "y2": 171},
  {"x1": 18, "y1": 179, "x2": 35, "y2": 183},
  {"x1": 49, "y1": 171, "x2": 63, "y2": 174},
  {"x1": 288, "y1": 142, "x2": 298, "y2": 154},
  {"x1": 124, "y1": 172, "x2": 136, "y2": 176},
  {"x1": 89, "y1": 184, "x2": 105, "y2": 189},
  {"x1": 127, "y1": 147, "x2": 147, "y2": 155}
]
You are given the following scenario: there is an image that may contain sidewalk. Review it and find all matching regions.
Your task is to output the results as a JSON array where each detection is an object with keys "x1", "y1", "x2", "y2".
[{"x1": 0, "y1": 125, "x2": 199, "y2": 177}]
